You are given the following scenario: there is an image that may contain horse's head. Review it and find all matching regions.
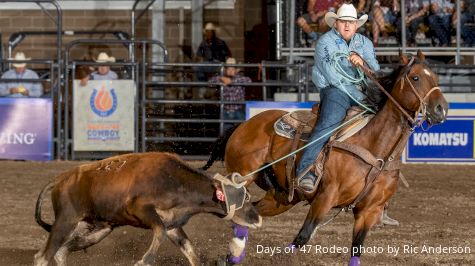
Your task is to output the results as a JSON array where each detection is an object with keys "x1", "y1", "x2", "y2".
[{"x1": 392, "y1": 50, "x2": 448, "y2": 126}]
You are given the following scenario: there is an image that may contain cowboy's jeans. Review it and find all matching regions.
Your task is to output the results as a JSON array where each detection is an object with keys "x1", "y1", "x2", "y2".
[{"x1": 296, "y1": 86, "x2": 356, "y2": 178}]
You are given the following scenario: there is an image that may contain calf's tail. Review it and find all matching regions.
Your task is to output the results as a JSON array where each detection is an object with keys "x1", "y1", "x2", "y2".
[{"x1": 35, "y1": 181, "x2": 55, "y2": 232}]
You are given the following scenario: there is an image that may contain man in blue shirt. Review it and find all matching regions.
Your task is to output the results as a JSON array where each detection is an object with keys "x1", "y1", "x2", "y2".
[
  {"x1": 297, "y1": 3, "x2": 399, "y2": 226},
  {"x1": 0, "y1": 52, "x2": 43, "y2": 97},
  {"x1": 297, "y1": 3, "x2": 378, "y2": 190}
]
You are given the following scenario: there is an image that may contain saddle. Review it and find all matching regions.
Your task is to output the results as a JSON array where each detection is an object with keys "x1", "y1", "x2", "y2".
[{"x1": 273, "y1": 104, "x2": 374, "y2": 202}]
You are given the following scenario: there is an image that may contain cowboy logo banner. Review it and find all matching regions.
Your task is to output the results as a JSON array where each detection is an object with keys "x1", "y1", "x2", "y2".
[{"x1": 73, "y1": 80, "x2": 135, "y2": 151}]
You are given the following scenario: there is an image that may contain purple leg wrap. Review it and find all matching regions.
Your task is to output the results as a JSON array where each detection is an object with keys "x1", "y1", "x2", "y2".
[
  {"x1": 288, "y1": 243, "x2": 297, "y2": 254},
  {"x1": 227, "y1": 250, "x2": 246, "y2": 264},
  {"x1": 349, "y1": 256, "x2": 361, "y2": 266},
  {"x1": 227, "y1": 224, "x2": 249, "y2": 264},
  {"x1": 232, "y1": 224, "x2": 248, "y2": 238}
]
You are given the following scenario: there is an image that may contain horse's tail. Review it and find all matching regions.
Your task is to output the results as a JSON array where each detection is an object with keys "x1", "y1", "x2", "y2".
[
  {"x1": 35, "y1": 181, "x2": 55, "y2": 232},
  {"x1": 201, "y1": 124, "x2": 241, "y2": 170}
]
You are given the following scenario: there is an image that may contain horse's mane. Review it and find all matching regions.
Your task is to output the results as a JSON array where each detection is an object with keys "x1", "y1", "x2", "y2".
[{"x1": 370, "y1": 63, "x2": 408, "y2": 110}]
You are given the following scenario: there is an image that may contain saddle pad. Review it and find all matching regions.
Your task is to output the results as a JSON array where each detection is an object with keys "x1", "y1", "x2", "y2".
[{"x1": 274, "y1": 110, "x2": 373, "y2": 142}]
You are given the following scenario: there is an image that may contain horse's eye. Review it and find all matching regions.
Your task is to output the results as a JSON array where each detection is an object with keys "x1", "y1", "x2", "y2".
[{"x1": 412, "y1": 76, "x2": 419, "y2": 81}]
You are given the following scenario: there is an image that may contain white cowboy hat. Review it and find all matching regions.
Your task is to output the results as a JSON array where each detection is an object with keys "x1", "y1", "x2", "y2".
[
  {"x1": 225, "y1": 57, "x2": 237, "y2": 65},
  {"x1": 10, "y1": 52, "x2": 31, "y2": 68},
  {"x1": 203, "y1": 22, "x2": 216, "y2": 32},
  {"x1": 95, "y1": 52, "x2": 116, "y2": 63},
  {"x1": 324, "y1": 3, "x2": 368, "y2": 28}
]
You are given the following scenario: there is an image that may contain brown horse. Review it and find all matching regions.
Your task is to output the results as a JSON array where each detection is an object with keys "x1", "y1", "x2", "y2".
[{"x1": 204, "y1": 51, "x2": 448, "y2": 265}]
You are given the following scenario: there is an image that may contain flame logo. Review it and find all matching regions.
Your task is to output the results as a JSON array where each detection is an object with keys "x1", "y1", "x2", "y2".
[
  {"x1": 94, "y1": 86, "x2": 113, "y2": 112},
  {"x1": 89, "y1": 85, "x2": 118, "y2": 117}
]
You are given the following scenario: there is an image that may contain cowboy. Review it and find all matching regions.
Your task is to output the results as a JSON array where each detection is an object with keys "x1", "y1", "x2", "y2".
[
  {"x1": 80, "y1": 52, "x2": 118, "y2": 86},
  {"x1": 295, "y1": 3, "x2": 399, "y2": 225},
  {"x1": 209, "y1": 57, "x2": 251, "y2": 131},
  {"x1": 195, "y1": 22, "x2": 232, "y2": 81},
  {"x1": 0, "y1": 52, "x2": 43, "y2": 97}
]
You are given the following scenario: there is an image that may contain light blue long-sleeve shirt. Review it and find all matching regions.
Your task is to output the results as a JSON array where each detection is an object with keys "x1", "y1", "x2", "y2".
[
  {"x1": 0, "y1": 68, "x2": 44, "y2": 97},
  {"x1": 312, "y1": 28, "x2": 380, "y2": 102},
  {"x1": 91, "y1": 70, "x2": 118, "y2": 80}
]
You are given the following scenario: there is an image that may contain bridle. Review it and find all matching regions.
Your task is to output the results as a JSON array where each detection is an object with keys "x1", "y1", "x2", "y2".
[{"x1": 360, "y1": 57, "x2": 441, "y2": 128}]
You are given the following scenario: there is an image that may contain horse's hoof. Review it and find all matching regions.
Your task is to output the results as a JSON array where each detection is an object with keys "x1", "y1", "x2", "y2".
[{"x1": 215, "y1": 257, "x2": 233, "y2": 266}]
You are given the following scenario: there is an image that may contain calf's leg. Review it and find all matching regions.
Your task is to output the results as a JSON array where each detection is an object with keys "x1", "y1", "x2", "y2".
[
  {"x1": 131, "y1": 204, "x2": 167, "y2": 266},
  {"x1": 167, "y1": 227, "x2": 200, "y2": 266},
  {"x1": 33, "y1": 214, "x2": 78, "y2": 266}
]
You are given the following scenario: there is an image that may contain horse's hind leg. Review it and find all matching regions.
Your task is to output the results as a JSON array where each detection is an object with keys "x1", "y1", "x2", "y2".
[
  {"x1": 349, "y1": 205, "x2": 384, "y2": 266},
  {"x1": 167, "y1": 227, "x2": 200, "y2": 266},
  {"x1": 292, "y1": 186, "x2": 338, "y2": 246},
  {"x1": 254, "y1": 190, "x2": 295, "y2": 216}
]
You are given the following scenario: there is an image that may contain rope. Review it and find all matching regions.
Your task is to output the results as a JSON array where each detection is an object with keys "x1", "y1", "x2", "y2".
[
  {"x1": 242, "y1": 110, "x2": 368, "y2": 178},
  {"x1": 331, "y1": 51, "x2": 376, "y2": 114}
]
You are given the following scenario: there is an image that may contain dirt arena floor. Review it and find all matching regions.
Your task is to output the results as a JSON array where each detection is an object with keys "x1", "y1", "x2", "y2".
[{"x1": 0, "y1": 160, "x2": 474, "y2": 266}]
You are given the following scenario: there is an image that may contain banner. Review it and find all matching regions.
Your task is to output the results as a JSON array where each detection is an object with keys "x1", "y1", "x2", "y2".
[
  {"x1": 0, "y1": 98, "x2": 53, "y2": 161},
  {"x1": 404, "y1": 103, "x2": 475, "y2": 163},
  {"x1": 73, "y1": 80, "x2": 135, "y2": 151}
]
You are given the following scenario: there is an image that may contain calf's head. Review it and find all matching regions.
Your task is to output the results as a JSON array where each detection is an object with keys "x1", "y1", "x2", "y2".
[{"x1": 213, "y1": 173, "x2": 262, "y2": 229}]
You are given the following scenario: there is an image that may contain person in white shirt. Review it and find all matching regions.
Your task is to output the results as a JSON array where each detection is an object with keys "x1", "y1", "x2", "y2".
[
  {"x1": 0, "y1": 52, "x2": 43, "y2": 97},
  {"x1": 80, "y1": 52, "x2": 118, "y2": 86}
]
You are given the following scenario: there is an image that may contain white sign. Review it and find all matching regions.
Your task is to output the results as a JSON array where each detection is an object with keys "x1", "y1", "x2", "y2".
[{"x1": 73, "y1": 80, "x2": 135, "y2": 151}]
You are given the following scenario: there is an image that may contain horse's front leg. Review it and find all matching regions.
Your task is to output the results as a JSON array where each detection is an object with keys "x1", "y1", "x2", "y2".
[
  {"x1": 349, "y1": 205, "x2": 384, "y2": 266},
  {"x1": 292, "y1": 186, "x2": 337, "y2": 246}
]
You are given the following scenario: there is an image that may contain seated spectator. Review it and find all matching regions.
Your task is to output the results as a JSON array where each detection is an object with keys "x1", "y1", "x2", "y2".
[
  {"x1": 196, "y1": 22, "x2": 231, "y2": 81},
  {"x1": 0, "y1": 52, "x2": 43, "y2": 97},
  {"x1": 396, "y1": 0, "x2": 430, "y2": 46},
  {"x1": 80, "y1": 52, "x2": 118, "y2": 86},
  {"x1": 452, "y1": 0, "x2": 475, "y2": 46},
  {"x1": 371, "y1": 0, "x2": 400, "y2": 46},
  {"x1": 297, "y1": 0, "x2": 343, "y2": 47},
  {"x1": 208, "y1": 57, "x2": 251, "y2": 130},
  {"x1": 428, "y1": 0, "x2": 454, "y2": 46}
]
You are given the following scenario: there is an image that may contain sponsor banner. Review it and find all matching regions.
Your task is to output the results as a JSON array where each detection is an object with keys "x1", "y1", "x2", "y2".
[
  {"x1": 404, "y1": 103, "x2": 475, "y2": 163},
  {"x1": 0, "y1": 98, "x2": 53, "y2": 161},
  {"x1": 73, "y1": 80, "x2": 135, "y2": 151}
]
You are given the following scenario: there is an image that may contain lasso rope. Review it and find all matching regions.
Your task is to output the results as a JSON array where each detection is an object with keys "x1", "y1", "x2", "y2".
[{"x1": 331, "y1": 51, "x2": 376, "y2": 114}]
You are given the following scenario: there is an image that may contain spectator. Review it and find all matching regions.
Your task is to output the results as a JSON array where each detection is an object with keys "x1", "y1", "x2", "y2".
[
  {"x1": 196, "y1": 22, "x2": 231, "y2": 81},
  {"x1": 371, "y1": 0, "x2": 400, "y2": 46},
  {"x1": 452, "y1": 0, "x2": 475, "y2": 46},
  {"x1": 209, "y1": 57, "x2": 251, "y2": 130},
  {"x1": 0, "y1": 52, "x2": 43, "y2": 97},
  {"x1": 428, "y1": 0, "x2": 454, "y2": 46},
  {"x1": 397, "y1": 0, "x2": 430, "y2": 46},
  {"x1": 80, "y1": 52, "x2": 118, "y2": 86},
  {"x1": 296, "y1": 0, "x2": 343, "y2": 47}
]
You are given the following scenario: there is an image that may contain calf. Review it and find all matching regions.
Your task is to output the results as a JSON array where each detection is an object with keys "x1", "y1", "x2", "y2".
[{"x1": 34, "y1": 152, "x2": 261, "y2": 266}]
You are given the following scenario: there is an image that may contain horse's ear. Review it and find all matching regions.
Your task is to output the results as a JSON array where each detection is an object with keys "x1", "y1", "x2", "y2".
[
  {"x1": 399, "y1": 50, "x2": 409, "y2": 65},
  {"x1": 417, "y1": 50, "x2": 426, "y2": 61}
]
